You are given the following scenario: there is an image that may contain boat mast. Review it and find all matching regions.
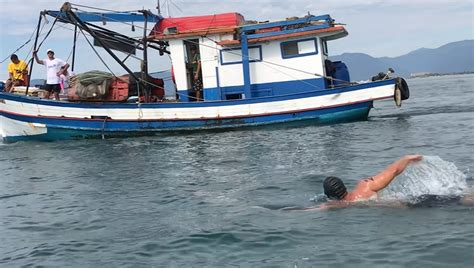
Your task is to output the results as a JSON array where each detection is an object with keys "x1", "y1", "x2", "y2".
[
  {"x1": 141, "y1": 10, "x2": 150, "y2": 102},
  {"x1": 71, "y1": 25, "x2": 78, "y2": 72},
  {"x1": 156, "y1": 0, "x2": 161, "y2": 16},
  {"x1": 26, "y1": 13, "x2": 43, "y2": 95}
]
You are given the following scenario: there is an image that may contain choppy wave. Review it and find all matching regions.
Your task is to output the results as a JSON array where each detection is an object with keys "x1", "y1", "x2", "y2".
[
  {"x1": 381, "y1": 156, "x2": 468, "y2": 201},
  {"x1": 1, "y1": 75, "x2": 473, "y2": 267}
]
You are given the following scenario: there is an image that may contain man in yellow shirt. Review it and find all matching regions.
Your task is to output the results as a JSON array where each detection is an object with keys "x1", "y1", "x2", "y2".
[{"x1": 5, "y1": 54, "x2": 29, "y2": 92}]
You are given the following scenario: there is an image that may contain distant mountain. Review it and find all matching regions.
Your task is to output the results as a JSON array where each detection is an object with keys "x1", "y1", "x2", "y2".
[{"x1": 331, "y1": 40, "x2": 474, "y2": 80}]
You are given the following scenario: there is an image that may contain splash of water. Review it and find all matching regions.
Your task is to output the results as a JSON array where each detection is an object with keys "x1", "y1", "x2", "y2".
[{"x1": 381, "y1": 155, "x2": 468, "y2": 200}]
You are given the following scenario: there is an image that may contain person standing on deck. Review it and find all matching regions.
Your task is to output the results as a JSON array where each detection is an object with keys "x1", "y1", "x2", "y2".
[
  {"x1": 33, "y1": 49, "x2": 69, "y2": 100},
  {"x1": 5, "y1": 54, "x2": 29, "y2": 93},
  {"x1": 190, "y1": 45, "x2": 203, "y2": 101}
]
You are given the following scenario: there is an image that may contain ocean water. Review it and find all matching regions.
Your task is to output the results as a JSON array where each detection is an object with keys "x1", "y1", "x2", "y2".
[{"x1": 1, "y1": 74, "x2": 473, "y2": 267}]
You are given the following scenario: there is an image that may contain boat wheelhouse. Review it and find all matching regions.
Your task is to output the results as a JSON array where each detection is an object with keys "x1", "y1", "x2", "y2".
[
  {"x1": 0, "y1": 2, "x2": 409, "y2": 142},
  {"x1": 151, "y1": 13, "x2": 350, "y2": 102}
]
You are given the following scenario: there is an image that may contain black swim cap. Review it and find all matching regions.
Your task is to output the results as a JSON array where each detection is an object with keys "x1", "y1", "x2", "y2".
[{"x1": 323, "y1": 176, "x2": 347, "y2": 200}]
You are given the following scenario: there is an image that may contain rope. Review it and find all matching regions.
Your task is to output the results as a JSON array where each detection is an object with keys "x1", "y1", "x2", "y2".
[
  {"x1": 36, "y1": 17, "x2": 59, "y2": 51},
  {"x1": 65, "y1": 47, "x2": 74, "y2": 62},
  {"x1": 181, "y1": 38, "x2": 326, "y2": 91},
  {"x1": 136, "y1": 81, "x2": 144, "y2": 118},
  {"x1": 1, "y1": 37, "x2": 33, "y2": 63},
  {"x1": 206, "y1": 37, "x2": 351, "y2": 86},
  {"x1": 23, "y1": 6, "x2": 347, "y2": 100},
  {"x1": 73, "y1": 7, "x2": 155, "y2": 33},
  {"x1": 159, "y1": 16, "x2": 355, "y2": 87},
  {"x1": 101, "y1": 117, "x2": 107, "y2": 139},
  {"x1": 76, "y1": 25, "x2": 117, "y2": 77},
  {"x1": 0, "y1": 19, "x2": 48, "y2": 64},
  {"x1": 70, "y1": 3, "x2": 137, "y2": 13},
  {"x1": 65, "y1": 8, "x2": 173, "y2": 100}
]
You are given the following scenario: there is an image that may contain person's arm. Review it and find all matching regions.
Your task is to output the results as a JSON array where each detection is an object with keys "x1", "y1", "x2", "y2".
[
  {"x1": 7, "y1": 64, "x2": 14, "y2": 80},
  {"x1": 368, "y1": 155, "x2": 423, "y2": 192},
  {"x1": 194, "y1": 55, "x2": 201, "y2": 80},
  {"x1": 57, "y1": 62, "x2": 70, "y2": 76},
  {"x1": 286, "y1": 201, "x2": 349, "y2": 211},
  {"x1": 33, "y1": 51, "x2": 44, "y2": 65},
  {"x1": 21, "y1": 61, "x2": 29, "y2": 75}
]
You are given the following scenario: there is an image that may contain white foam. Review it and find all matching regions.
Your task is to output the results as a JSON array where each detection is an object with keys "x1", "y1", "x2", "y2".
[{"x1": 381, "y1": 155, "x2": 468, "y2": 199}]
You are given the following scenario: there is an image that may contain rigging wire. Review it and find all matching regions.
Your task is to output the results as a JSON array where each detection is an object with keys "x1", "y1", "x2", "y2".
[
  {"x1": 74, "y1": 4, "x2": 330, "y2": 96},
  {"x1": 68, "y1": 3, "x2": 138, "y2": 14},
  {"x1": 57, "y1": 7, "x2": 174, "y2": 97},
  {"x1": 35, "y1": 17, "x2": 59, "y2": 51},
  {"x1": 72, "y1": 6, "x2": 156, "y2": 33},
  {"x1": 181, "y1": 38, "x2": 326, "y2": 91},
  {"x1": 151, "y1": 12, "x2": 353, "y2": 86},
  {"x1": 13, "y1": 6, "x2": 338, "y2": 86},
  {"x1": 146, "y1": 16, "x2": 347, "y2": 89},
  {"x1": 76, "y1": 24, "x2": 117, "y2": 77},
  {"x1": 167, "y1": 0, "x2": 184, "y2": 15},
  {"x1": 13, "y1": 6, "x2": 345, "y2": 100},
  {"x1": 70, "y1": 8, "x2": 168, "y2": 57},
  {"x1": 66, "y1": 9, "x2": 167, "y2": 102},
  {"x1": 0, "y1": 20, "x2": 47, "y2": 64}
]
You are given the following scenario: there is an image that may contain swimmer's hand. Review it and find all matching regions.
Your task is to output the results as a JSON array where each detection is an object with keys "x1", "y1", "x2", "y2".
[
  {"x1": 302, "y1": 205, "x2": 328, "y2": 211},
  {"x1": 295, "y1": 202, "x2": 349, "y2": 211},
  {"x1": 279, "y1": 205, "x2": 327, "y2": 211},
  {"x1": 405, "y1": 155, "x2": 423, "y2": 162}
]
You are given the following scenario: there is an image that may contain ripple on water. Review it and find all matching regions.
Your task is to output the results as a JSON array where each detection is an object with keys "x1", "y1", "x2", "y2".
[
  {"x1": 0, "y1": 75, "x2": 473, "y2": 267},
  {"x1": 0, "y1": 192, "x2": 31, "y2": 200}
]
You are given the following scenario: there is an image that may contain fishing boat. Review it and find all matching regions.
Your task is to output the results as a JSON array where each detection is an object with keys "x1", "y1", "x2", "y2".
[{"x1": 0, "y1": 2, "x2": 409, "y2": 142}]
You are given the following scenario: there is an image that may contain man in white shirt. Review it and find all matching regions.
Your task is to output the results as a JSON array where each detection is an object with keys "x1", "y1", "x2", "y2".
[{"x1": 33, "y1": 49, "x2": 69, "y2": 100}]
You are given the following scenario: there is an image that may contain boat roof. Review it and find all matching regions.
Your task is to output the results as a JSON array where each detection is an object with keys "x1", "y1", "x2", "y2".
[
  {"x1": 150, "y1": 13, "x2": 347, "y2": 43},
  {"x1": 218, "y1": 26, "x2": 347, "y2": 46},
  {"x1": 151, "y1": 13, "x2": 244, "y2": 39}
]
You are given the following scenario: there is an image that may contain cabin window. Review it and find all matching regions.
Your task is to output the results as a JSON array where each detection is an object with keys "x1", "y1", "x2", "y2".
[
  {"x1": 225, "y1": 93, "x2": 243, "y2": 100},
  {"x1": 220, "y1": 46, "x2": 262, "y2": 65},
  {"x1": 280, "y1": 38, "x2": 318, "y2": 59},
  {"x1": 322, "y1": 40, "x2": 329, "y2": 56}
]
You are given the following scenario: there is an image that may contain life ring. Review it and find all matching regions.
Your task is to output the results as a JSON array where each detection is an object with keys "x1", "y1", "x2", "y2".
[
  {"x1": 394, "y1": 77, "x2": 410, "y2": 107},
  {"x1": 394, "y1": 87, "x2": 402, "y2": 107},
  {"x1": 397, "y1": 77, "x2": 410, "y2": 100}
]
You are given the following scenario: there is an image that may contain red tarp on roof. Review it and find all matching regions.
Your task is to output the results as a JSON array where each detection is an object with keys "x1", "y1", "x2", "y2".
[{"x1": 152, "y1": 13, "x2": 244, "y2": 34}]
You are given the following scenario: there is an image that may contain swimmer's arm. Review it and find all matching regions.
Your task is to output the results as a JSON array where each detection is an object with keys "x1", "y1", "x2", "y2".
[
  {"x1": 300, "y1": 205, "x2": 328, "y2": 211},
  {"x1": 298, "y1": 202, "x2": 349, "y2": 211},
  {"x1": 279, "y1": 206, "x2": 325, "y2": 211},
  {"x1": 281, "y1": 204, "x2": 328, "y2": 211},
  {"x1": 369, "y1": 155, "x2": 423, "y2": 192},
  {"x1": 370, "y1": 200, "x2": 408, "y2": 209}
]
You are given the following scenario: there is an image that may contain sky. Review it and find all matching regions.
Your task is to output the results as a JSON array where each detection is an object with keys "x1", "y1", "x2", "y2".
[{"x1": 0, "y1": 0, "x2": 473, "y2": 80}]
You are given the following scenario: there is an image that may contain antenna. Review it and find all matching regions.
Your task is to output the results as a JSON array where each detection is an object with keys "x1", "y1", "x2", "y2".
[{"x1": 156, "y1": 0, "x2": 161, "y2": 16}]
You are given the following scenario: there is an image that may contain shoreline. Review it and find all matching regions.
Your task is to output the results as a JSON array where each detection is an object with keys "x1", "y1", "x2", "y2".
[{"x1": 409, "y1": 71, "x2": 474, "y2": 79}]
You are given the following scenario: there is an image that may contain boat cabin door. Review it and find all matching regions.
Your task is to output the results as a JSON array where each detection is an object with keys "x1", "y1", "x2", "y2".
[{"x1": 184, "y1": 39, "x2": 201, "y2": 101}]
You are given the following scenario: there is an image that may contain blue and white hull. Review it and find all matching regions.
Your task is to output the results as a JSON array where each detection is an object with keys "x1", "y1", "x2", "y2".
[{"x1": 0, "y1": 80, "x2": 396, "y2": 142}]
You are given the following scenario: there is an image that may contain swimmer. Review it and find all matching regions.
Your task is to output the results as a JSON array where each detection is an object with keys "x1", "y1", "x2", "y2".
[{"x1": 303, "y1": 155, "x2": 423, "y2": 211}]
